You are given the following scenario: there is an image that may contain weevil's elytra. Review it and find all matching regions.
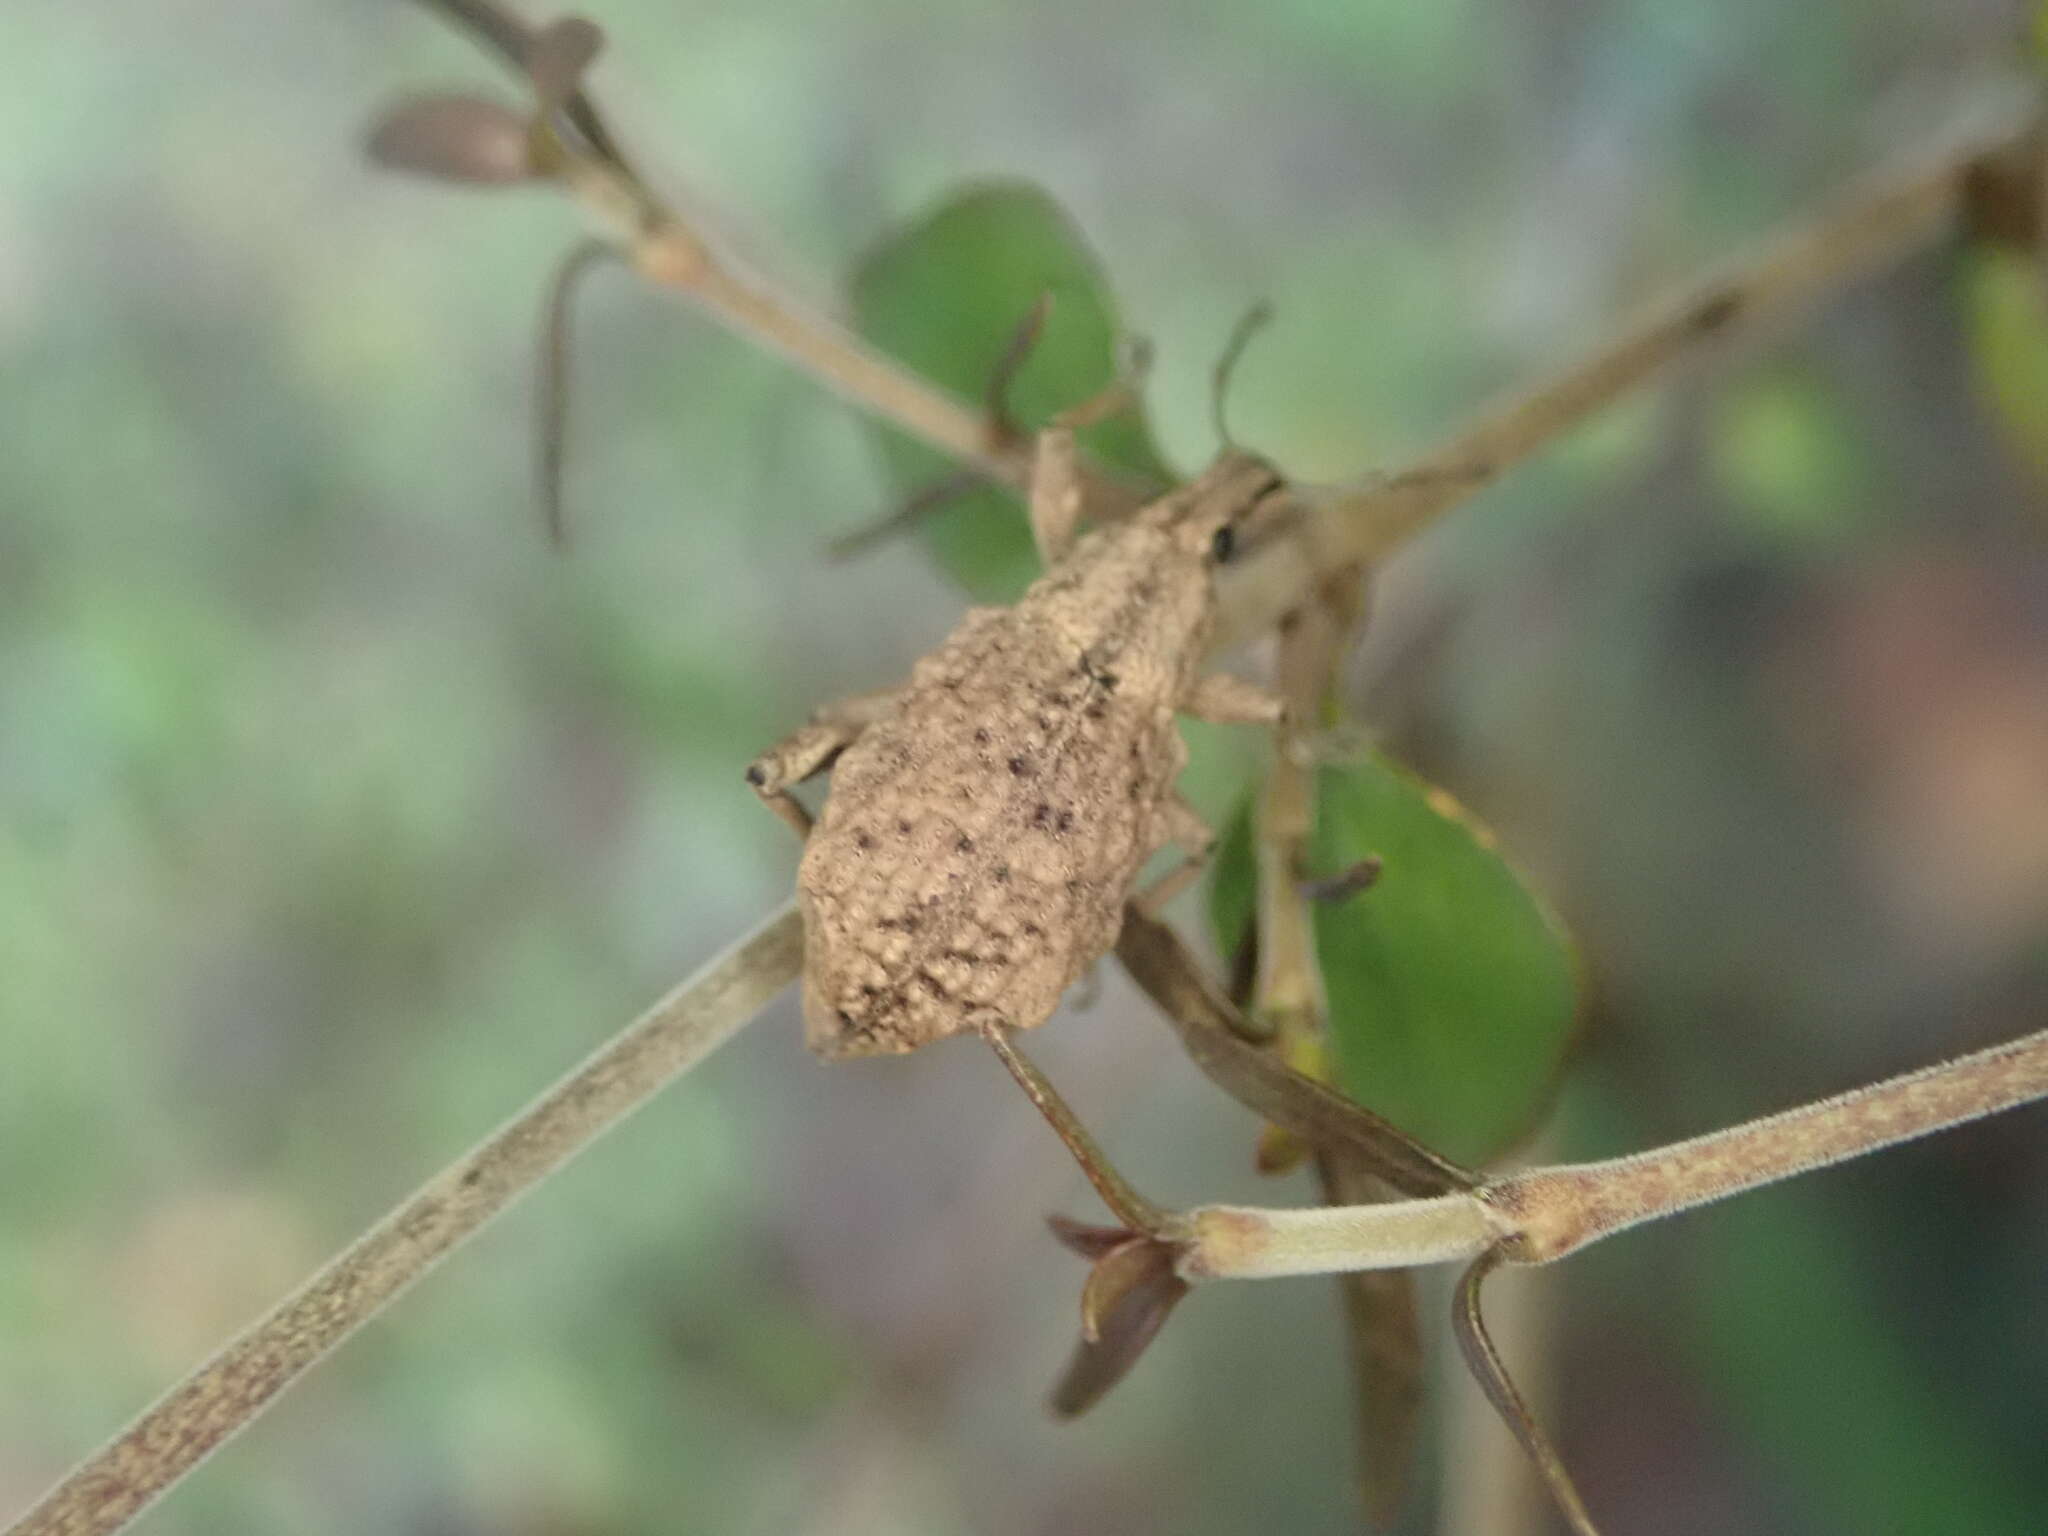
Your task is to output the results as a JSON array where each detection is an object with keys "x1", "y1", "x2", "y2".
[{"x1": 750, "y1": 440, "x2": 1288, "y2": 1059}]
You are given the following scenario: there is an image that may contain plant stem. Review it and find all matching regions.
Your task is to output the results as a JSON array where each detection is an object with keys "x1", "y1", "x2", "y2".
[
  {"x1": 419, "y1": 8, "x2": 2041, "y2": 613},
  {"x1": 3, "y1": 904, "x2": 803, "y2": 1536},
  {"x1": 1183, "y1": 1194, "x2": 1499, "y2": 1279},
  {"x1": 1487, "y1": 1022, "x2": 2048, "y2": 1263},
  {"x1": 1210, "y1": 94, "x2": 2044, "y2": 651},
  {"x1": 1178, "y1": 1024, "x2": 2048, "y2": 1282}
]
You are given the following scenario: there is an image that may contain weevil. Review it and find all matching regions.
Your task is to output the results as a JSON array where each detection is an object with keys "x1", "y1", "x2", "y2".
[{"x1": 747, "y1": 429, "x2": 1289, "y2": 1061}]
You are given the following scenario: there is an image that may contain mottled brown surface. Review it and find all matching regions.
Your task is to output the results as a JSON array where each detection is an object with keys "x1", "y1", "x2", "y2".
[{"x1": 794, "y1": 453, "x2": 1284, "y2": 1057}]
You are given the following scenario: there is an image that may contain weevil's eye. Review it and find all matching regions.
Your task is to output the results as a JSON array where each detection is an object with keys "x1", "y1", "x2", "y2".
[{"x1": 1209, "y1": 524, "x2": 1237, "y2": 564}]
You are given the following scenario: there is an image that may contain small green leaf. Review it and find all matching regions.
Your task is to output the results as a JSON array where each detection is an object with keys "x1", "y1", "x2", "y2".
[
  {"x1": 1209, "y1": 754, "x2": 1578, "y2": 1167},
  {"x1": 850, "y1": 181, "x2": 1170, "y2": 601},
  {"x1": 1962, "y1": 246, "x2": 2048, "y2": 496}
]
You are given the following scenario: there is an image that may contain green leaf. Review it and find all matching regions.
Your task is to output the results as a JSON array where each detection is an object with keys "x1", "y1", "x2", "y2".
[
  {"x1": 1962, "y1": 245, "x2": 2048, "y2": 496},
  {"x1": 850, "y1": 181, "x2": 1170, "y2": 602},
  {"x1": 1209, "y1": 753, "x2": 1578, "y2": 1167}
]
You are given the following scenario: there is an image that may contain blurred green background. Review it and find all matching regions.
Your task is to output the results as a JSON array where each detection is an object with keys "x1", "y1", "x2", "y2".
[{"x1": 5, "y1": 2, "x2": 2048, "y2": 1533}]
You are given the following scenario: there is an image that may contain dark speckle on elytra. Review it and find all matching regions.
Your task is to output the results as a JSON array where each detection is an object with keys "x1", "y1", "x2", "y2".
[
  {"x1": 855, "y1": 831, "x2": 875, "y2": 851},
  {"x1": 973, "y1": 727, "x2": 991, "y2": 746},
  {"x1": 1055, "y1": 810, "x2": 1074, "y2": 833},
  {"x1": 1008, "y1": 755, "x2": 1033, "y2": 777},
  {"x1": 896, "y1": 818, "x2": 913, "y2": 836},
  {"x1": 955, "y1": 833, "x2": 975, "y2": 853},
  {"x1": 993, "y1": 863, "x2": 1011, "y2": 883},
  {"x1": 1031, "y1": 803, "x2": 1053, "y2": 828},
  {"x1": 1022, "y1": 921, "x2": 1044, "y2": 940}
]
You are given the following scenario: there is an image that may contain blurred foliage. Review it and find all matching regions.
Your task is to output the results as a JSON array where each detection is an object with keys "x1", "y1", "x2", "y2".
[
  {"x1": 5, "y1": 3, "x2": 2048, "y2": 1535},
  {"x1": 1209, "y1": 755, "x2": 1578, "y2": 1166},
  {"x1": 1709, "y1": 368, "x2": 1871, "y2": 547},
  {"x1": 853, "y1": 181, "x2": 1171, "y2": 601},
  {"x1": 1963, "y1": 245, "x2": 2048, "y2": 494}
]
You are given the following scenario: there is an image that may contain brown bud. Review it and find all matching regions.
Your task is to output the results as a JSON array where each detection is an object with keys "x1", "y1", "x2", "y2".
[
  {"x1": 365, "y1": 95, "x2": 536, "y2": 186},
  {"x1": 1047, "y1": 1225, "x2": 1190, "y2": 1417},
  {"x1": 526, "y1": 17, "x2": 605, "y2": 105}
]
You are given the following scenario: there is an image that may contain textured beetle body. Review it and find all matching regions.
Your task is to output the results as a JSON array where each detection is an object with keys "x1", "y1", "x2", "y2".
[{"x1": 759, "y1": 450, "x2": 1286, "y2": 1059}]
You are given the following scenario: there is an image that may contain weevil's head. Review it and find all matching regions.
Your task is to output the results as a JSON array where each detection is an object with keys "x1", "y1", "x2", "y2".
[{"x1": 1140, "y1": 449, "x2": 1289, "y2": 570}]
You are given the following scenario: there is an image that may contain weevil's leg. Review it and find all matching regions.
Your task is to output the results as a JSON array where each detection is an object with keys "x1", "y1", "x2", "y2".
[
  {"x1": 1181, "y1": 670, "x2": 1286, "y2": 727},
  {"x1": 977, "y1": 1017, "x2": 1169, "y2": 1234},
  {"x1": 1028, "y1": 426, "x2": 1087, "y2": 566},
  {"x1": 1027, "y1": 340, "x2": 1157, "y2": 564},
  {"x1": 744, "y1": 687, "x2": 903, "y2": 839},
  {"x1": 1134, "y1": 793, "x2": 1218, "y2": 916}
]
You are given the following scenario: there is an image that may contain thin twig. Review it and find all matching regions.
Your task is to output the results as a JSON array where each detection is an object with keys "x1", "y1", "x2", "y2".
[
  {"x1": 1248, "y1": 570, "x2": 1426, "y2": 1522},
  {"x1": 411, "y1": 0, "x2": 1019, "y2": 483},
  {"x1": 1211, "y1": 95, "x2": 2045, "y2": 652},
  {"x1": 1179, "y1": 1023, "x2": 2048, "y2": 1281},
  {"x1": 3, "y1": 904, "x2": 804, "y2": 1536},
  {"x1": 1487, "y1": 1022, "x2": 2048, "y2": 1263},
  {"x1": 409, "y1": 7, "x2": 2040, "y2": 634}
]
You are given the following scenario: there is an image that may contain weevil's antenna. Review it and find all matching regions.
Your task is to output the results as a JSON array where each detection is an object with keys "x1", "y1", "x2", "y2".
[
  {"x1": 536, "y1": 237, "x2": 617, "y2": 549},
  {"x1": 1210, "y1": 300, "x2": 1274, "y2": 451},
  {"x1": 1053, "y1": 330, "x2": 1155, "y2": 431}
]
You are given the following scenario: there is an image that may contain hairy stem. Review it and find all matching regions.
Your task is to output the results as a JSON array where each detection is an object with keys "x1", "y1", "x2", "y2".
[
  {"x1": 1487, "y1": 1023, "x2": 2048, "y2": 1263},
  {"x1": 3, "y1": 904, "x2": 803, "y2": 1536},
  {"x1": 1178, "y1": 1024, "x2": 2048, "y2": 1282},
  {"x1": 1183, "y1": 1194, "x2": 1499, "y2": 1279}
]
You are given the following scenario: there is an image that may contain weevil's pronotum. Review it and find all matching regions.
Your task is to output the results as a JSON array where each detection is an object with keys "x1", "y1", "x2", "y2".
[{"x1": 747, "y1": 428, "x2": 1289, "y2": 1063}]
